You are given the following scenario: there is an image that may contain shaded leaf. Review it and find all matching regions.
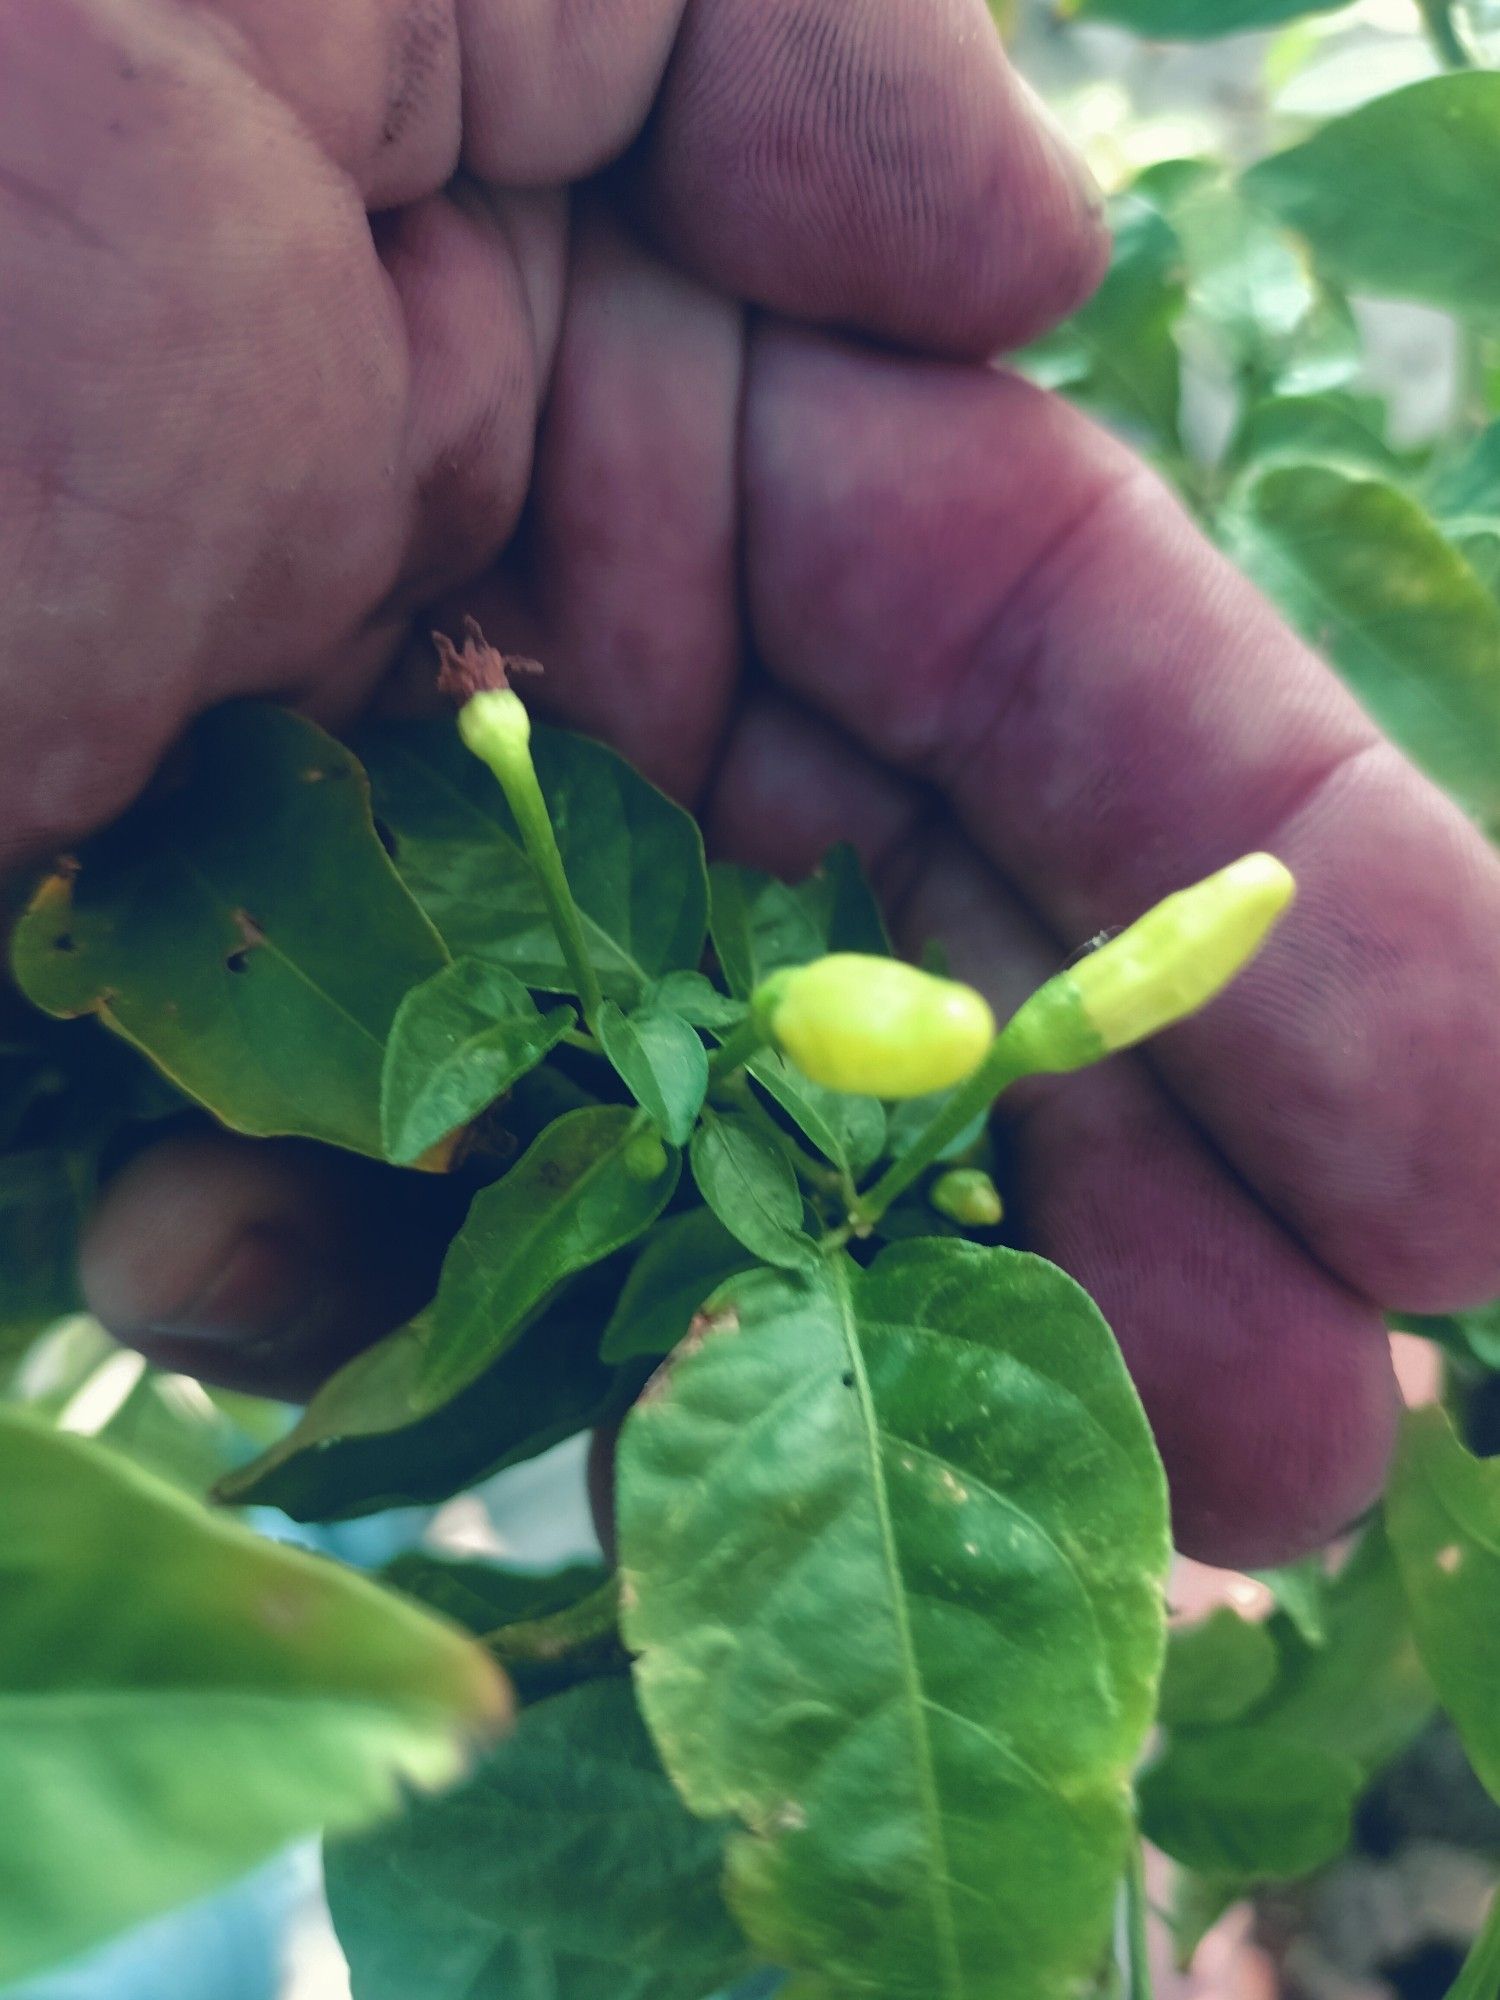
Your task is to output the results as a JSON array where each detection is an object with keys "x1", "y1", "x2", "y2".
[
  {"x1": 1159, "y1": 1608, "x2": 1279, "y2": 1730},
  {"x1": 10, "y1": 705, "x2": 448, "y2": 1156},
  {"x1": 709, "y1": 846, "x2": 890, "y2": 1002},
  {"x1": 599, "y1": 1004, "x2": 710, "y2": 1147},
  {"x1": 1231, "y1": 393, "x2": 1397, "y2": 477},
  {"x1": 1021, "y1": 194, "x2": 1183, "y2": 448},
  {"x1": 380, "y1": 960, "x2": 572, "y2": 1166},
  {"x1": 219, "y1": 1275, "x2": 617, "y2": 1522},
  {"x1": 689, "y1": 1112, "x2": 815, "y2": 1270},
  {"x1": 0, "y1": 1409, "x2": 504, "y2": 1986},
  {"x1": 1071, "y1": 0, "x2": 1354, "y2": 31},
  {"x1": 358, "y1": 719, "x2": 708, "y2": 1004},
  {"x1": 0, "y1": 1150, "x2": 87, "y2": 1352},
  {"x1": 1386, "y1": 1407, "x2": 1500, "y2": 1804},
  {"x1": 618, "y1": 1242, "x2": 1170, "y2": 2000},
  {"x1": 326, "y1": 1679, "x2": 753, "y2": 2000},
  {"x1": 1139, "y1": 1731, "x2": 1362, "y2": 1879},
  {"x1": 600, "y1": 1210, "x2": 759, "y2": 1365},
  {"x1": 1221, "y1": 461, "x2": 1500, "y2": 826},
  {"x1": 1244, "y1": 76, "x2": 1500, "y2": 320},
  {"x1": 745, "y1": 1052, "x2": 886, "y2": 1182},
  {"x1": 385, "y1": 1556, "x2": 620, "y2": 1700}
]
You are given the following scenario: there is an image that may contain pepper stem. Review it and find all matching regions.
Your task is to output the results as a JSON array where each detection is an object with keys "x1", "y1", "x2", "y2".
[{"x1": 851, "y1": 1030, "x2": 1027, "y2": 1228}]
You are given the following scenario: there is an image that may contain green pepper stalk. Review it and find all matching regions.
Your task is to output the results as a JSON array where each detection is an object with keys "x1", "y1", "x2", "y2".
[
  {"x1": 853, "y1": 854, "x2": 1295, "y2": 1226},
  {"x1": 442, "y1": 624, "x2": 606, "y2": 1035}
]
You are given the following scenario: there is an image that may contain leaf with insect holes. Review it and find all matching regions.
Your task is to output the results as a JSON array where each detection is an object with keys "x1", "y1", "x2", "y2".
[
  {"x1": 618, "y1": 1242, "x2": 1169, "y2": 2000},
  {"x1": 600, "y1": 1210, "x2": 759, "y2": 1365},
  {"x1": 9, "y1": 705, "x2": 448, "y2": 1157},
  {"x1": 357, "y1": 720, "x2": 708, "y2": 1005},
  {"x1": 0, "y1": 1410, "x2": 505, "y2": 1987},
  {"x1": 380, "y1": 960, "x2": 572, "y2": 1166},
  {"x1": 689, "y1": 1111, "x2": 815, "y2": 1270},
  {"x1": 326, "y1": 1679, "x2": 754, "y2": 2000},
  {"x1": 598, "y1": 1004, "x2": 709, "y2": 1148}
]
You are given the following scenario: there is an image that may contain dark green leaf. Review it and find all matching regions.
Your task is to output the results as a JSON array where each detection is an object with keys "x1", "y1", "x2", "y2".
[
  {"x1": 1158, "y1": 1608, "x2": 1279, "y2": 1730},
  {"x1": 618, "y1": 1242, "x2": 1170, "y2": 2000},
  {"x1": 1139, "y1": 1731, "x2": 1362, "y2": 1879},
  {"x1": 1021, "y1": 195, "x2": 1183, "y2": 448},
  {"x1": 1071, "y1": 0, "x2": 1354, "y2": 33},
  {"x1": 0, "y1": 1150, "x2": 87, "y2": 1351},
  {"x1": 0, "y1": 1409, "x2": 504, "y2": 1986},
  {"x1": 384, "y1": 1555, "x2": 610, "y2": 1640},
  {"x1": 218, "y1": 1274, "x2": 617, "y2": 1521},
  {"x1": 746, "y1": 1051, "x2": 887, "y2": 1180},
  {"x1": 326, "y1": 1679, "x2": 753, "y2": 2000},
  {"x1": 599, "y1": 1004, "x2": 710, "y2": 1147},
  {"x1": 689, "y1": 1111, "x2": 814, "y2": 1270},
  {"x1": 358, "y1": 720, "x2": 708, "y2": 1004},
  {"x1": 1221, "y1": 462, "x2": 1500, "y2": 826},
  {"x1": 708, "y1": 846, "x2": 891, "y2": 1002},
  {"x1": 600, "y1": 1210, "x2": 759, "y2": 1364},
  {"x1": 1386, "y1": 1407, "x2": 1500, "y2": 1804},
  {"x1": 1244, "y1": 76, "x2": 1500, "y2": 320},
  {"x1": 380, "y1": 960, "x2": 572, "y2": 1166},
  {"x1": 10, "y1": 705, "x2": 448, "y2": 1156}
]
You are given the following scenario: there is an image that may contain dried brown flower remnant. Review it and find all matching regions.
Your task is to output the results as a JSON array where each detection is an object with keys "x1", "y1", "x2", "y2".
[{"x1": 433, "y1": 617, "x2": 543, "y2": 705}]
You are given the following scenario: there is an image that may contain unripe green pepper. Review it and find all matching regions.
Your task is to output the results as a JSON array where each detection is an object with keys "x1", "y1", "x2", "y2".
[
  {"x1": 458, "y1": 686, "x2": 532, "y2": 773},
  {"x1": 930, "y1": 1169, "x2": 1004, "y2": 1228},
  {"x1": 1005, "y1": 854, "x2": 1295, "y2": 1075},
  {"x1": 754, "y1": 955, "x2": 996, "y2": 1099},
  {"x1": 623, "y1": 1132, "x2": 670, "y2": 1182}
]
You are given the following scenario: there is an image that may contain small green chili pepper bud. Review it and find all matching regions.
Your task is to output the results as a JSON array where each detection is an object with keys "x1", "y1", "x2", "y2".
[
  {"x1": 1005, "y1": 854, "x2": 1295, "y2": 1075},
  {"x1": 754, "y1": 955, "x2": 996, "y2": 1099},
  {"x1": 458, "y1": 686, "x2": 532, "y2": 775},
  {"x1": 623, "y1": 1132, "x2": 670, "y2": 1182},
  {"x1": 930, "y1": 1169, "x2": 1004, "y2": 1228}
]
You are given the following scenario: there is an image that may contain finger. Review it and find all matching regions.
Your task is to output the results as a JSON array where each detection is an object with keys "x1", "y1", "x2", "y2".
[
  {"x1": 742, "y1": 326, "x2": 1500, "y2": 1314},
  {"x1": 708, "y1": 693, "x2": 1399, "y2": 1567},
  {"x1": 79, "y1": 1130, "x2": 458, "y2": 1400},
  {"x1": 638, "y1": 0, "x2": 1107, "y2": 354},
  {"x1": 432, "y1": 202, "x2": 745, "y2": 802}
]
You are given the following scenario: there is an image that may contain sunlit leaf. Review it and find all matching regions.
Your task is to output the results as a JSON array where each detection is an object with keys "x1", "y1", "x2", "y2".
[
  {"x1": 619, "y1": 1243, "x2": 1169, "y2": 2000},
  {"x1": 0, "y1": 1410, "x2": 504, "y2": 1985}
]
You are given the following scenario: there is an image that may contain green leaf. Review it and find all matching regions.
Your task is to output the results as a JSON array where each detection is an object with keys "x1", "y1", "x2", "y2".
[
  {"x1": 326, "y1": 1679, "x2": 753, "y2": 2000},
  {"x1": 0, "y1": 1408, "x2": 504, "y2": 1985},
  {"x1": 1244, "y1": 76, "x2": 1500, "y2": 320},
  {"x1": 648, "y1": 971, "x2": 748, "y2": 1031},
  {"x1": 1220, "y1": 462, "x2": 1500, "y2": 826},
  {"x1": 1427, "y1": 421, "x2": 1500, "y2": 520},
  {"x1": 1071, "y1": 0, "x2": 1354, "y2": 33},
  {"x1": 618, "y1": 1242, "x2": 1170, "y2": 2000},
  {"x1": 380, "y1": 960, "x2": 572, "y2": 1166},
  {"x1": 1158, "y1": 1608, "x2": 1279, "y2": 1730},
  {"x1": 417, "y1": 1106, "x2": 679, "y2": 1407},
  {"x1": 599, "y1": 1004, "x2": 710, "y2": 1147},
  {"x1": 384, "y1": 1556, "x2": 610, "y2": 1640},
  {"x1": 1231, "y1": 394, "x2": 1397, "y2": 478},
  {"x1": 689, "y1": 1111, "x2": 815, "y2": 1270},
  {"x1": 1386, "y1": 1407, "x2": 1500, "y2": 1805},
  {"x1": 1247, "y1": 1557, "x2": 1329, "y2": 1648},
  {"x1": 1021, "y1": 194, "x2": 1183, "y2": 449},
  {"x1": 0, "y1": 1150, "x2": 87, "y2": 1351},
  {"x1": 600, "y1": 1210, "x2": 759, "y2": 1365},
  {"x1": 746, "y1": 1051, "x2": 886, "y2": 1180},
  {"x1": 10, "y1": 705, "x2": 448, "y2": 1156},
  {"x1": 1138, "y1": 1730, "x2": 1362, "y2": 1879},
  {"x1": 358, "y1": 719, "x2": 708, "y2": 1005},
  {"x1": 1393, "y1": 1300, "x2": 1500, "y2": 1372},
  {"x1": 1447, "y1": 1889, "x2": 1500, "y2": 2000},
  {"x1": 708, "y1": 846, "x2": 891, "y2": 1002},
  {"x1": 218, "y1": 1274, "x2": 617, "y2": 1521}
]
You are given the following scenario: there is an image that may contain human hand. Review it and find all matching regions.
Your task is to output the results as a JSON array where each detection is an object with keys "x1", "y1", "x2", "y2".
[{"x1": 8, "y1": 0, "x2": 1500, "y2": 1568}]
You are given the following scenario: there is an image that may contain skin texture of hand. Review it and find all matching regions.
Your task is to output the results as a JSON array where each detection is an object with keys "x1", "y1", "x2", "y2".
[{"x1": 8, "y1": 0, "x2": 1500, "y2": 1568}]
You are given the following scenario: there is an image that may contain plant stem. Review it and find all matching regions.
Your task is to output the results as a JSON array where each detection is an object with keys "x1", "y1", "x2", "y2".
[
  {"x1": 500, "y1": 756, "x2": 605, "y2": 1035},
  {"x1": 707, "y1": 1015, "x2": 769, "y2": 1083},
  {"x1": 852, "y1": 1035, "x2": 1026, "y2": 1227},
  {"x1": 482, "y1": 1576, "x2": 625, "y2": 1671},
  {"x1": 1418, "y1": 0, "x2": 1473, "y2": 67},
  {"x1": 1123, "y1": 1831, "x2": 1154, "y2": 2000}
]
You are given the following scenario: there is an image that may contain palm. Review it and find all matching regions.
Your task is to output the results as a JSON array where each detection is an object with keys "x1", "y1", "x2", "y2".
[{"x1": 8, "y1": 0, "x2": 1500, "y2": 1566}]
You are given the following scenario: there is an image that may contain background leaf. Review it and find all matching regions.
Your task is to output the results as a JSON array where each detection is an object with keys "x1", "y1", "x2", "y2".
[
  {"x1": 689, "y1": 1112, "x2": 815, "y2": 1270},
  {"x1": 1220, "y1": 461, "x2": 1500, "y2": 826},
  {"x1": 381, "y1": 960, "x2": 572, "y2": 1166},
  {"x1": 599, "y1": 1004, "x2": 710, "y2": 1147},
  {"x1": 600, "y1": 1211, "x2": 759, "y2": 1365},
  {"x1": 618, "y1": 1242, "x2": 1169, "y2": 2000},
  {"x1": 1244, "y1": 75, "x2": 1500, "y2": 319},
  {"x1": 10, "y1": 705, "x2": 447, "y2": 1156},
  {"x1": 359, "y1": 720, "x2": 708, "y2": 1004},
  {"x1": 744, "y1": 1053, "x2": 887, "y2": 1181},
  {"x1": 1158, "y1": 1607, "x2": 1280, "y2": 1730},
  {"x1": 0, "y1": 1410, "x2": 504, "y2": 1985},
  {"x1": 709, "y1": 846, "x2": 890, "y2": 1002},
  {"x1": 1386, "y1": 1408, "x2": 1500, "y2": 1804},
  {"x1": 327, "y1": 1678, "x2": 753, "y2": 2000},
  {"x1": 1138, "y1": 1730, "x2": 1364, "y2": 1879},
  {"x1": 1070, "y1": 0, "x2": 1355, "y2": 35}
]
